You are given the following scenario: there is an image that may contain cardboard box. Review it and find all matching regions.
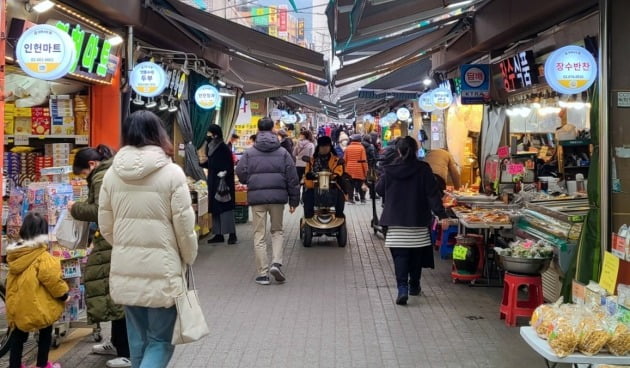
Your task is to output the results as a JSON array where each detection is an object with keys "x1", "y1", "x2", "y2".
[
  {"x1": 14, "y1": 107, "x2": 32, "y2": 117},
  {"x1": 31, "y1": 116, "x2": 51, "y2": 135},
  {"x1": 51, "y1": 117, "x2": 75, "y2": 135},
  {"x1": 4, "y1": 116, "x2": 14, "y2": 135},
  {"x1": 235, "y1": 191, "x2": 248, "y2": 205},
  {"x1": 572, "y1": 280, "x2": 586, "y2": 304},
  {"x1": 14, "y1": 117, "x2": 31, "y2": 135}
]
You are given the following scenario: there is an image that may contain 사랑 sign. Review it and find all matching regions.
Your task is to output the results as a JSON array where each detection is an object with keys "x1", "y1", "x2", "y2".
[
  {"x1": 544, "y1": 45, "x2": 597, "y2": 95},
  {"x1": 194, "y1": 85, "x2": 221, "y2": 110},
  {"x1": 16, "y1": 24, "x2": 76, "y2": 80}
]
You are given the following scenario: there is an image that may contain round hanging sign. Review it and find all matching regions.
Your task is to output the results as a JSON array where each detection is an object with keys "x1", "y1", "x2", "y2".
[
  {"x1": 544, "y1": 45, "x2": 597, "y2": 95},
  {"x1": 271, "y1": 109, "x2": 282, "y2": 121},
  {"x1": 16, "y1": 24, "x2": 75, "y2": 81},
  {"x1": 287, "y1": 114, "x2": 297, "y2": 124},
  {"x1": 418, "y1": 92, "x2": 436, "y2": 112},
  {"x1": 431, "y1": 88, "x2": 453, "y2": 110},
  {"x1": 194, "y1": 84, "x2": 221, "y2": 110},
  {"x1": 396, "y1": 107, "x2": 411, "y2": 121},
  {"x1": 130, "y1": 62, "x2": 168, "y2": 97}
]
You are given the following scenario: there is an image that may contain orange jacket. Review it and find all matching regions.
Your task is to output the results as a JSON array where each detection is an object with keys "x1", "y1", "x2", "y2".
[
  {"x1": 344, "y1": 142, "x2": 368, "y2": 180},
  {"x1": 304, "y1": 154, "x2": 344, "y2": 189}
]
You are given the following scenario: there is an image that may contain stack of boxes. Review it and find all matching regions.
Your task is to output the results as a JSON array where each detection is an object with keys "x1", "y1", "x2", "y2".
[
  {"x1": 31, "y1": 107, "x2": 52, "y2": 135},
  {"x1": 74, "y1": 95, "x2": 89, "y2": 136},
  {"x1": 14, "y1": 107, "x2": 32, "y2": 135},
  {"x1": 4, "y1": 103, "x2": 15, "y2": 135},
  {"x1": 50, "y1": 95, "x2": 74, "y2": 136},
  {"x1": 4, "y1": 152, "x2": 41, "y2": 187},
  {"x1": 45, "y1": 143, "x2": 73, "y2": 168}
]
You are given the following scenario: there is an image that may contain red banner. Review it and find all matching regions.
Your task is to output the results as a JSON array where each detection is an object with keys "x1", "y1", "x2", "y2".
[{"x1": 279, "y1": 5, "x2": 288, "y2": 32}]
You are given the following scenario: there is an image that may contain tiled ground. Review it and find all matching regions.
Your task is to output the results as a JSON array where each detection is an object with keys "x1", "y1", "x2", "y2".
[{"x1": 28, "y1": 201, "x2": 548, "y2": 368}]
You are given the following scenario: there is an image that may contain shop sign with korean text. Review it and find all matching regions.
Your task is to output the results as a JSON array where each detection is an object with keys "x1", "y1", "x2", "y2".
[
  {"x1": 544, "y1": 45, "x2": 597, "y2": 95},
  {"x1": 130, "y1": 62, "x2": 168, "y2": 97},
  {"x1": 418, "y1": 92, "x2": 436, "y2": 112},
  {"x1": 55, "y1": 21, "x2": 119, "y2": 83},
  {"x1": 194, "y1": 85, "x2": 221, "y2": 110},
  {"x1": 431, "y1": 88, "x2": 453, "y2": 110},
  {"x1": 279, "y1": 5, "x2": 288, "y2": 32},
  {"x1": 460, "y1": 64, "x2": 490, "y2": 104},
  {"x1": 16, "y1": 24, "x2": 76, "y2": 80},
  {"x1": 396, "y1": 107, "x2": 410, "y2": 121},
  {"x1": 499, "y1": 50, "x2": 538, "y2": 92}
]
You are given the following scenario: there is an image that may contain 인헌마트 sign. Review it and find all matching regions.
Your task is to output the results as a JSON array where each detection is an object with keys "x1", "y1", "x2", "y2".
[
  {"x1": 16, "y1": 24, "x2": 76, "y2": 81},
  {"x1": 544, "y1": 45, "x2": 597, "y2": 95}
]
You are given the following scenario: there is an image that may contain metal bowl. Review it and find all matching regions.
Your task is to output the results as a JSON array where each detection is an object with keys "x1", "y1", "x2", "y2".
[{"x1": 498, "y1": 255, "x2": 551, "y2": 275}]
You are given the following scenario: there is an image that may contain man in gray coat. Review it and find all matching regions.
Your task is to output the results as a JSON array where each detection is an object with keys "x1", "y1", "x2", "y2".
[{"x1": 236, "y1": 117, "x2": 300, "y2": 285}]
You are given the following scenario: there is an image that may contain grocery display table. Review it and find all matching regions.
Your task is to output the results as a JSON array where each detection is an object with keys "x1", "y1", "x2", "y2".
[{"x1": 520, "y1": 327, "x2": 630, "y2": 368}]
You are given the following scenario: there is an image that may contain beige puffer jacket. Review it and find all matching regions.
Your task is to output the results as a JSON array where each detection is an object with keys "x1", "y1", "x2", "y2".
[{"x1": 98, "y1": 145, "x2": 198, "y2": 308}]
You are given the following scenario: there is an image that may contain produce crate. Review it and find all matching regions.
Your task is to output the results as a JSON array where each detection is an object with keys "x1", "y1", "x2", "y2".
[{"x1": 234, "y1": 205, "x2": 249, "y2": 224}]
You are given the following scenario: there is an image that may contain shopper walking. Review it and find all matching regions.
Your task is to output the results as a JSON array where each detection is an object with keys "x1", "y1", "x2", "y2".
[
  {"x1": 424, "y1": 148, "x2": 461, "y2": 190},
  {"x1": 293, "y1": 130, "x2": 315, "y2": 181},
  {"x1": 376, "y1": 137, "x2": 447, "y2": 305},
  {"x1": 70, "y1": 145, "x2": 131, "y2": 368},
  {"x1": 236, "y1": 117, "x2": 300, "y2": 285},
  {"x1": 98, "y1": 110, "x2": 198, "y2": 368},
  {"x1": 203, "y1": 124, "x2": 237, "y2": 245},
  {"x1": 344, "y1": 134, "x2": 368, "y2": 204},
  {"x1": 278, "y1": 130, "x2": 295, "y2": 159},
  {"x1": 6, "y1": 212, "x2": 69, "y2": 368}
]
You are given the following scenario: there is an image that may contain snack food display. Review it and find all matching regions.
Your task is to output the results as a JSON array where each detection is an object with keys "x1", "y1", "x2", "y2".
[
  {"x1": 531, "y1": 304, "x2": 558, "y2": 339},
  {"x1": 608, "y1": 322, "x2": 630, "y2": 356},
  {"x1": 577, "y1": 316, "x2": 610, "y2": 355},
  {"x1": 548, "y1": 317, "x2": 579, "y2": 358}
]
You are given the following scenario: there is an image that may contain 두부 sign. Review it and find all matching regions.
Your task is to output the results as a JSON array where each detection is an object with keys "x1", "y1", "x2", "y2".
[{"x1": 130, "y1": 62, "x2": 168, "y2": 98}]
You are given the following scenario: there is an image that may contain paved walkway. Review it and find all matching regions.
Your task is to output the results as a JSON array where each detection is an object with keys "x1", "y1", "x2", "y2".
[{"x1": 43, "y1": 202, "x2": 547, "y2": 368}]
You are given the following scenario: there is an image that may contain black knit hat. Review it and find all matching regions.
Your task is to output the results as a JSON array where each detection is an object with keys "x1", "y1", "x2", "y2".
[{"x1": 317, "y1": 136, "x2": 332, "y2": 146}]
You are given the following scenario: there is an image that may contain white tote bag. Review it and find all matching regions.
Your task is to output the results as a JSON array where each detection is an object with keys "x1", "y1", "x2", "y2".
[
  {"x1": 54, "y1": 209, "x2": 89, "y2": 249},
  {"x1": 172, "y1": 266, "x2": 210, "y2": 345}
]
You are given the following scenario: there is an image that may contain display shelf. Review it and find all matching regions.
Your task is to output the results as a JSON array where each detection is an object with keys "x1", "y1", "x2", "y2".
[
  {"x1": 5, "y1": 135, "x2": 89, "y2": 145},
  {"x1": 559, "y1": 139, "x2": 591, "y2": 147}
]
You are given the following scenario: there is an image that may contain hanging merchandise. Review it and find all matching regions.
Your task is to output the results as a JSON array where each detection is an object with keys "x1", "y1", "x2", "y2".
[
  {"x1": 194, "y1": 84, "x2": 220, "y2": 110},
  {"x1": 419, "y1": 92, "x2": 436, "y2": 112},
  {"x1": 130, "y1": 62, "x2": 168, "y2": 97},
  {"x1": 16, "y1": 24, "x2": 76, "y2": 81},
  {"x1": 544, "y1": 45, "x2": 597, "y2": 95},
  {"x1": 431, "y1": 87, "x2": 453, "y2": 110},
  {"x1": 396, "y1": 107, "x2": 411, "y2": 121}
]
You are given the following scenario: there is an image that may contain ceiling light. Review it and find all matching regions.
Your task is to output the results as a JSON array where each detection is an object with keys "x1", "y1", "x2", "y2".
[
  {"x1": 423, "y1": 78, "x2": 432, "y2": 86},
  {"x1": 447, "y1": 0, "x2": 473, "y2": 9},
  {"x1": 132, "y1": 94, "x2": 145, "y2": 106},
  {"x1": 158, "y1": 98, "x2": 168, "y2": 111},
  {"x1": 219, "y1": 88, "x2": 236, "y2": 97},
  {"x1": 28, "y1": 0, "x2": 54, "y2": 13},
  {"x1": 217, "y1": 79, "x2": 226, "y2": 87},
  {"x1": 168, "y1": 100, "x2": 178, "y2": 112},
  {"x1": 145, "y1": 97, "x2": 157, "y2": 109},
  {"x1": 106, "y1": 34, "x2": 124, "y2": 46}
]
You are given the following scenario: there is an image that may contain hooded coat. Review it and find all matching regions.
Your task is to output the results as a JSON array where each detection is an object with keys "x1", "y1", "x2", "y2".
[
  {"x1": 235, "y1": 131, "x2": 300, "y2": 208},
  {"x1": 203, "y1": 138, "x2": 236, "y2": 215},
  {"x1": 376, "y1": 160, "x2": 447, "y2": 227},
  {"x1": 293, "y1": 138, "x2": 315, "y2": 168},
  {"x1": 70, "y1": 158, "x2": 124, "y2": 324},
  {"x1": 98, "y1": 145, "x2": 198, "y2": 308},
  {"x1": 6, "y1": 235, "x2": 69, "y2": 331}
]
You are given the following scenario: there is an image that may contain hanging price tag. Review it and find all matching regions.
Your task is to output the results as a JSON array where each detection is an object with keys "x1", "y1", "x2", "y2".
[
  {"x1": 507, "y1": 163, "x2": 525, "y2": 175},
  {"x1": 75, "y1": 136, "x2": 89, "y2": 145},
  {"x1": 453, "y1": 245, "x2": 468, "y2": 261},
  {"x1": 14, "y1": 136, "x2": 29, "y2": 146}
]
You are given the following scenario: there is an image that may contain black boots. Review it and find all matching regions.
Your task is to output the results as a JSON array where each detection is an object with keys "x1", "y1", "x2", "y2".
[
  {"x1": 396, "y1": 285, "x2": 409, "y2": 305},
  {"x1": 207, "y1": 235, "x2": 225, "y2": 244},
  {"x1": 228, "y1": 233, "x2": 238, "y2": 245}
]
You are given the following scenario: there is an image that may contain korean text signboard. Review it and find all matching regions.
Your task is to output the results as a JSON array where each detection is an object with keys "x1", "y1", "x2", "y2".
[
  {"x1": 298, "y1": 19, "x2": 305, "y2": 41},
  {"x1": 418, "y1": 92, "x2": 436, "y2": 112},
  {"x1": 130, "y1": 62, "x2": 168, "y2": 98},
  {"x1": 499, "y1": 50, "x2": 538, "y2": 92},
  {"x1": 460, "y1": 64, "x2": 490, "y2": 104},
  {"x1": 55, "y1": 21, "x2": 119, "y2": 83},
  {"x1": 268, "y1": 6, "x2": 277, "y2": 25},
  {"x1": 279, "y1": 6, "x2": 288, "y2": 32},
  {"x1": 396, "y1": 107, "x2": 410, "y2": 121},
  {"x1": 16, "y1": 24, "x2": 75, "y2": 81},
  {"x1": 194, "y1": 85, "x2": 221, "y2": 110},
  {"x1": 544, "y1": 45, "x2": 597, "y2": 95},
  {"x1": 431, "y1": 88, "x2": 453, "y2": 110}
]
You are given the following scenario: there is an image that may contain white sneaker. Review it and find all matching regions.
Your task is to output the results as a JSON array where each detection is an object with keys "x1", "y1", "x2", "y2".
[
  {"x1": 92, "y1": 341, "x2": 117, "y2": 356},
  {"x1": 106, "y1": 357, "x2": 132, "y2": 368}
]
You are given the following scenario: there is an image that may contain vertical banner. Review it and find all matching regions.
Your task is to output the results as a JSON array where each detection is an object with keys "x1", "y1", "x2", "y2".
[
  {"x1": 298, "y1": 18, "x2": 305, "y2": 41},
  {"x1": 268, "y1": 6, "x2": 277, "y2": 26},
  {"x1": 279, "y1": 5, "x2": 288, "y2": 32}
]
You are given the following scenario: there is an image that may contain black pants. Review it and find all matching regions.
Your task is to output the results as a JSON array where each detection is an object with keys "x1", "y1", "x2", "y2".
[
  {"x1": 303, "y1": 188, "x2": 345, "y2": 218},
  {"x1": 111, "y1": 317, "x2": 130, "y2": 358},
  {"x1": 390, "y1": 248, "x2": 423, "y2": 290},
  {"x1": 10, "y1": 325, "x2": 52, "y2": 368},
  {"x1": 352, "y1": 179, "x2": 366, "y2": 201},
  {"x1": 296, "y1": 167, "x2": 306, "y2": 182}
]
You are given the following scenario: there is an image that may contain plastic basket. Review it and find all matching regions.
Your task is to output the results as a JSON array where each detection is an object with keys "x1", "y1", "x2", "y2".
[{"x1": 234, "y1": 206, "x2": 249, "y2": 224}]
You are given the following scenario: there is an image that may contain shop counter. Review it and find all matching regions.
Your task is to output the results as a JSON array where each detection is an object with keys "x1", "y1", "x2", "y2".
[{"x1": 520, "y1": 327, "x2": 630, "y2": 368}]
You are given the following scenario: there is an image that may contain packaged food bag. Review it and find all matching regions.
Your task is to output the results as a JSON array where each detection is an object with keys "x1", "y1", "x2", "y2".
[
  {"x1": 548, "y1": 317, "x2": 579, "y2": 357},
  {"x1": 577, "y1": 315, "x2": 610, "y2": 355},
  {"x1": 608, "y1": 321, "x2": 630, "y2": 356},
  {"x1": 531, "y1": 304, "x2": 558, "y2": 339}
]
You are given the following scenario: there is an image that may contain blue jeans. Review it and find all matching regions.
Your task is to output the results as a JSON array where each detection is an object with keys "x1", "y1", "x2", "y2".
[{"x1": 125, "y1": 306, "x2": 177, "y2": 368}]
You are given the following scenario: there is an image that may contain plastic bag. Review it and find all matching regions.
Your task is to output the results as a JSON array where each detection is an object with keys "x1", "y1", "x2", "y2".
[
  {"x1": 608, "y1": 321, "x2": 630, "y2": 356},
  {"x1": 214, "y1": 171, "x2": 231, "y2": 203},
  {"x1": 54, "y1": 209, "x2": 89, "y2": 249},
  {"x1": 577, "y1": 315, "x2": 610, "y2": 355},
  {"x1": 548, "y1": 315, "x2": 579, "y2": 357},
  {"x1": 530, "y1": 304, "x2": 558, "y2": 339}
]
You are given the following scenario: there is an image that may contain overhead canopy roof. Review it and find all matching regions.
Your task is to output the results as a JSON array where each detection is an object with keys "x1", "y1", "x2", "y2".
[
  {"x1": 152, "y1": 0, "x2": 327, "y2": 85},
  {"x1": 327, "y1": 0, "x2": 485, "y2": 87},
  {"x1": 358, "y1": 58, "x2": 431, "y2": 99},
  {"x1": 336, "y1": 91, "x2": 395, "y2": 117},
  {"x1": 224, "y1": 57, "x2": 306, "y2": 99},
  {"x1": 282, "y1": 94, "x2": 338, "y2": 113}
]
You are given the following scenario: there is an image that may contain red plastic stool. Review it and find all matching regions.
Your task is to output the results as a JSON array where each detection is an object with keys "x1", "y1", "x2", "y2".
[{"x1": 499, "y1": 272, "x2": 544, "y2": 327}]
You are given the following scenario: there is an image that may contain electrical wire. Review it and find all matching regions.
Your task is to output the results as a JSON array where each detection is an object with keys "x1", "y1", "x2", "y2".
[{"x1": 227, "y1": 3, "x2": 328, "y2": 20}]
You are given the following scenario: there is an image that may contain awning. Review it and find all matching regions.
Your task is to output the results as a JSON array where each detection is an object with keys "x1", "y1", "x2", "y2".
[
  {"x1": 282, "y1": 94, "x2": 338, "y2": 114},
  {"x1": 152, "y1": 0, "x2": 328, "y2": 85},
  {"x1": 358, "y1": 58, "x2": 432, "y2": 99},
  {"x1": 224, "y1": 57, "x2": 306, "y2": 98}
]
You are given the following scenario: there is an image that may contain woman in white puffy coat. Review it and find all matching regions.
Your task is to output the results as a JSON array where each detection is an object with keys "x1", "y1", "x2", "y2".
[{"x1": 98, "y1": 110, "x2": 198, "y2": 368}]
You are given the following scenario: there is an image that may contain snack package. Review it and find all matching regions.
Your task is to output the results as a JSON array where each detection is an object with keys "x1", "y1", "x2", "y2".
[
  {"x1": 531, "y1": 304, "x2": 558, "y2": 339},
  {"x1": 608, "y1": 321, "x2": 630, "y2": 356},
  {"x1": 577, "y1": 315, "x2": 610, "y2": 355},
  {"x1": 548, "y1": 317, "x2": 579, "y2": 357}
]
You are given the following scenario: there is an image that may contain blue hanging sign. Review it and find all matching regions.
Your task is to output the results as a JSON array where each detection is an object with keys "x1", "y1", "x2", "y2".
[{"x1": 460, "y1": 64, "x2": 490, "y2": 104}]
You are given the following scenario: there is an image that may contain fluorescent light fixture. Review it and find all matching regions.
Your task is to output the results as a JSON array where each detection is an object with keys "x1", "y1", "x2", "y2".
[
  {"x1": 145, "y1": 97, "x2": 157, "y2": 109},
  {"x1": 447, "y1": 0, "x2": 473, "y2": 8},
  {"x1": 132, "y1": 94, "x2": 145, "y2": 106},
  {"x1": 423, "y1": 78, "x2": 432, "y2": 86},
  {"x1": 219, "y1": 88, "x2": 236, "y2": 97},
  {"x1": 158, "y1": 98, "x2": 168, "y2": 111},
  {"x1": 32, "y1": 0, "x2": 54, "y2": 12},
  {"x1": 168, "y1": 101, "x2": 178, "y2": 112},
  {"x1": 106, "y1": 34, "x2": 124, "y2": 46},
  {"x1": 217, "y1": 79, "x2": 227, "y2": 87}
]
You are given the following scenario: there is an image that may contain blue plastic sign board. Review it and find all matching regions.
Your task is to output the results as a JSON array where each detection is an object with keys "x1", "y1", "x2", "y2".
[{"x1": 460, "y1": 64, "x2": 490, "y2": 104}]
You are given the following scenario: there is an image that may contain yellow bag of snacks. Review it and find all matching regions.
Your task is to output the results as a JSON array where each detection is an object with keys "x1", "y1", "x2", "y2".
[
  {"x1": 577, "y1": 316, "x2": 610, "y2": 355},
  {"x1": 531, "y1": 304, "x2": 558, "y2": 339},
  {"x1": 608, "y1": 321, "x2": 630, "y2": 356},
  {"x1": 548, "y1": 317, "x2": 579, "y2": 357}
]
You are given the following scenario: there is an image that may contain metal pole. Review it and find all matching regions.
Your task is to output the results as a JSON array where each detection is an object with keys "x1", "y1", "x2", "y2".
[
  {"x1": 599, "y1": 0, "x2": 610, "y2": 254},
  {"x1": 127, "y1": 26, "x2": 134, "y2": 76}
]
